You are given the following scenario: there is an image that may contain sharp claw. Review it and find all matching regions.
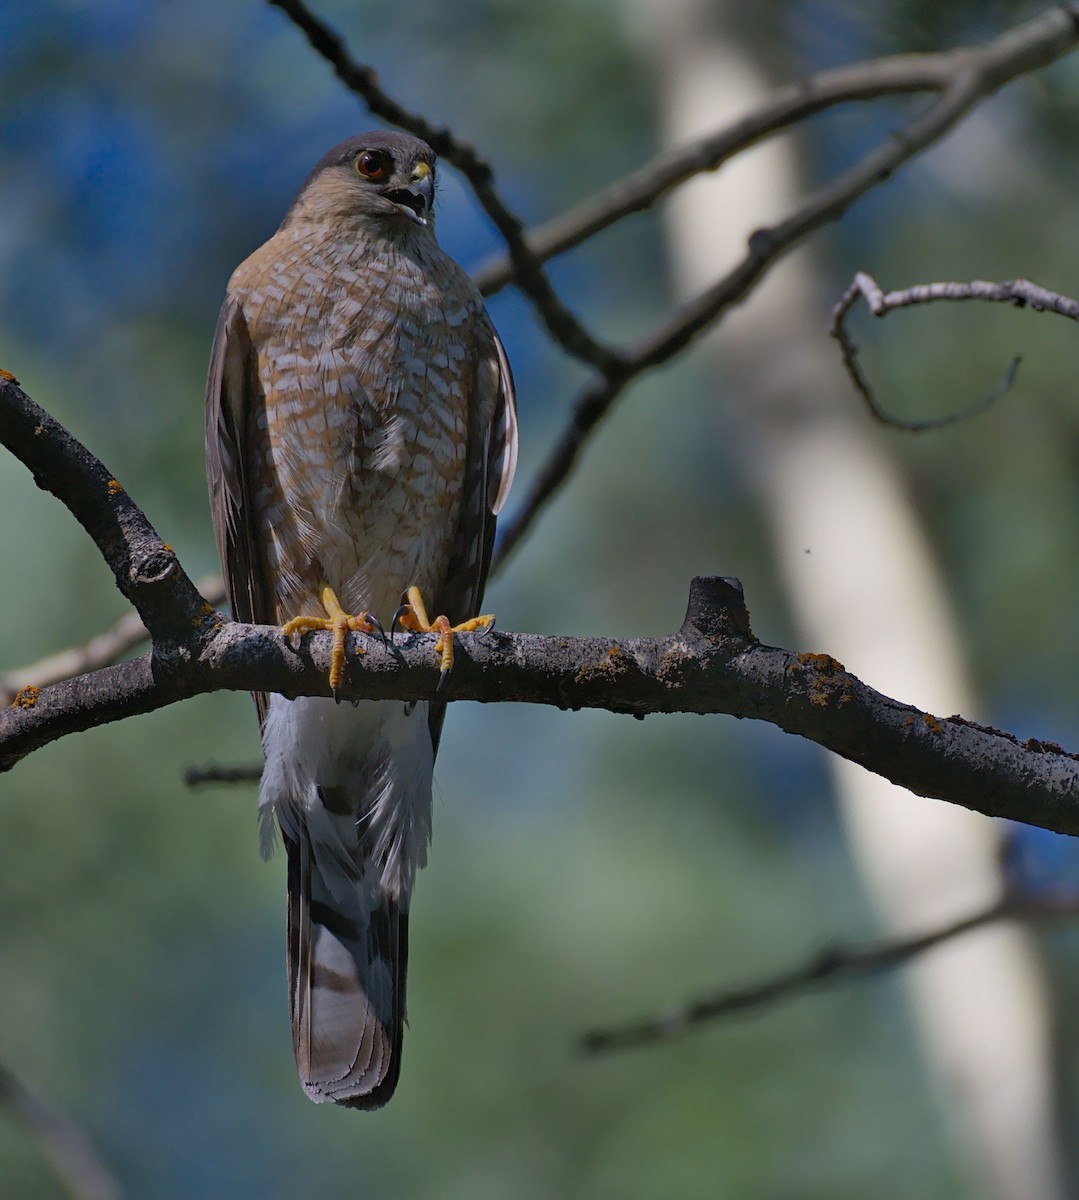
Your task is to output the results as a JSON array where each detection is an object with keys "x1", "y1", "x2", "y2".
[
  {"x1": 332, "y1": 687, "x2": 341, "y2": 705},
  {"x1": 366, "y1": 614, "x2": 387, "y2": 644},
  {"x1": 435, "y1": 668, "x2": 449, "y2": 694},
  {"x1": 478, "y1": 616, "x2": 496, "y2": 639},
  {"x1": 390, "y1": 604, "x2": 410, "y2": 642}
]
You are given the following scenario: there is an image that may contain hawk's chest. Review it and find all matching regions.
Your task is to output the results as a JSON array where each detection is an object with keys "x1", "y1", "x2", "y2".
[{"x1": 239, "y1": 229, "x2": 477, "y2": 607}]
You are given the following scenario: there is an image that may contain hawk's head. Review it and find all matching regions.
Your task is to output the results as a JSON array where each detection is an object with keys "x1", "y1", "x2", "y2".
[{"x1": 285, "y1": 131, "x2": 437, "y2": 231}]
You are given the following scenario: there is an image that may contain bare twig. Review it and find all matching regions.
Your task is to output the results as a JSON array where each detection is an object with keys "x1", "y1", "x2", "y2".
[
  {"x1": 492, "y1": 7, "x2": 1079, "y2": 568},
  {"x1": 472, "y1": 54, "x2": 956, "y2": 297},
  {"x1": 266, "y1": 0, "x2": 622, "y2": 376},
  {"x1": 0, "y1": 1062, "x2": 124, "y2": 1200},
  {"x1": 184, "y1": 762, "x2": 261, "y2": 787},
  {"x1": 0, "y1": 574, "x2": 224, "y2": 706},
  {"x1": 581, "y1": 893, "x2": 1079, "y2": 1053},
  {"x1": 831, "y1": 271, "x2": 1079, "y2": 429}
]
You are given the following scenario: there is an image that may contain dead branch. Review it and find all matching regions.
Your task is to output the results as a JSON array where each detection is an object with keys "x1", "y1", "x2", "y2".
[
  {"x1": 4, "y1": 379, "x2": 1079, "y2": 845},
  {"x1": 0, "y1": 1062, "x2": 124, "y2": 1200},
  {"x1": 471, "y1": 52, "x2": 978, "y2": 297},
  {"x1": 0, "y1": 573, "x2": 224, "y2": 707},
  {"x1": 266, "y1": 0, "x2": 621, "y2": 376},
  {"x1": 831, "y1": 271, "x2": 1079, "y2": 429},
  {"x1": 581, "y1": 893, "x2": 1079, "y2": 1053},
  {"x1": 491, "y1": 6, "x2": 1079, "y2": 568}
]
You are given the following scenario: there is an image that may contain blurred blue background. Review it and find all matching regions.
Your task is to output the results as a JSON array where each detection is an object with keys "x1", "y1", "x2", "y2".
[{"x1": 3, "y1": 1, "x2": 1079, "y2": 1196}]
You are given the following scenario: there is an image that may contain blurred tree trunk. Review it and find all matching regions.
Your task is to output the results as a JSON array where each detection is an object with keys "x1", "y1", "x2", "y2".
[{"x1": 629, "y1": 1, "x2": 1063, "y2": 1195}]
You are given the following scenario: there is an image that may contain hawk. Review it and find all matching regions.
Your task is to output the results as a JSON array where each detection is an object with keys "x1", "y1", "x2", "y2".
[{"x1": 205, "y1": 131, "x2": 518, "y2": 1109}]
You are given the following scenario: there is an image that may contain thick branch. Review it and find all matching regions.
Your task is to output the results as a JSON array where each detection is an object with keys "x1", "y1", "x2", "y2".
[
  {"x1": 0, "y1": 374, "x2": 213, "y2": 650},
  {"x1": 4, "y1": 392, "x2": 1079, "y2": 835},
  {"x1": 0, "y1": 573, "x2": 224, "y2": 707},
  {"x1": 5, "y1": 564, "x2": 1079, "y2": 840}
]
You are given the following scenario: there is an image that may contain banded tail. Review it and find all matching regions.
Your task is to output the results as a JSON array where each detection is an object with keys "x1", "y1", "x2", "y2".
[{"x1": 260, "y1": 694, "x2": 433, "y2": 1108}]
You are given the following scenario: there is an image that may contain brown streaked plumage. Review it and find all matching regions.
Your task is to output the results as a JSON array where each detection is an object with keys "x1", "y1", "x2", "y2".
[{"x1": 206, "y1": 131, "x2": 517, "y2": 1109}]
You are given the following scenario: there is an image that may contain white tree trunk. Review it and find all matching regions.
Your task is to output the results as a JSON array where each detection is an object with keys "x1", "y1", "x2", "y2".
[{"x1": 632, "y1": 2, "x2": 1062, "y2": 1195}]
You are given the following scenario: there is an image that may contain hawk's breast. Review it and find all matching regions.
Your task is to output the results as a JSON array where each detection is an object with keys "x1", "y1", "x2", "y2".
[{"x1": 234, "y1": 223, "x2": 481, "y2": 622}]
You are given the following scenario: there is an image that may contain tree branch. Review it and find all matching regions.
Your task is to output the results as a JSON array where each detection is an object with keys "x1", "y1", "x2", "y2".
[
  {"x1": 266, "y1": 0, "x2": 622, "y2": 376},
  {"x1": 492, "y1": 6, "x2": 1079, "y2": 568},
  {"x1": 0, "y1": 573, "x2": 224, "y2": 707},
  {"x1": 831, "y1": 271, "x2": 1079, "y2": 429},
  {"x1": 10, "y1": 10, "x2": 1075, "y2": 673},
  {"x1": 0, "y1": 1061, "x2": 124, "y2": 1200},
  {"x1": 0, "y1": 371, "x2": 214, "y2": 650},
  {"x1": 4, "y1": 382, "x2": 1079, "y2": 841},
  {"x1": 581, "y1": 893, "x2": 1079, "y2": 1054},
  {"x1": 471, "y1": 54, "x2": 958, "y2": 298}
]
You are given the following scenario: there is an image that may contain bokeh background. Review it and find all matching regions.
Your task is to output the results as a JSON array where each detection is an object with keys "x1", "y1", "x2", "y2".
[{"x1": 4, "y1": 1, "x2": 1079, "y2": 1196}]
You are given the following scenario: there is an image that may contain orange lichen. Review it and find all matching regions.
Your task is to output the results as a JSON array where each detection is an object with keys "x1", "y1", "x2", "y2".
[
  {"x1": 794, "y1": 651, "x2": 845, "y2": 675},
  {"x1": 922, "y1": 713, "x2": 943, "y2": 734},
  {"x1": 792, "y1": 651, "x2": 849, "y2": 707},
  {"x1": 11, "y1": 685, "x2": 40, "y2": 710},
  {"x1": 192, "y1": 601, "x2": 216, "y2": 628},
  {"x1": 0, "y1": 368, "x2": 18, "y2": 383},
  {"x1": 574, "y1": 645, "x2": 628, "y2": 685},
  {"x1": 107, "y1": 479, "x2": 123, "y2": 496},
  {"x1": 657, "y1": 644, "x2": 691, "y2": 686}
]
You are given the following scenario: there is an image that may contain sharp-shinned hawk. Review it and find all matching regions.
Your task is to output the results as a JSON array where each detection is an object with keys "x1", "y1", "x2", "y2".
[{"x1": 205, "y1": 131, "x2": 518, "y2": 1109}]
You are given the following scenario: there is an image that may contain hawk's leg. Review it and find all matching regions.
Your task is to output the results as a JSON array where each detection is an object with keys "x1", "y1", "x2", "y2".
[
  {"x1": 281, "y1": 584, "x2": 380, "y2": 697},
  {"x1": 392, "y1": 585, "x2": 494, "y2": 687}
]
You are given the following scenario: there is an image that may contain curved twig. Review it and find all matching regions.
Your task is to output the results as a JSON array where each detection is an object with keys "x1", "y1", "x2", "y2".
[{"x1": 831, "y1": 272, "x2": 1079, "y2": 429}]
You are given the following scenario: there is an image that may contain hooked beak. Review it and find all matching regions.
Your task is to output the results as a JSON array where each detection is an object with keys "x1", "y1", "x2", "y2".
[{"x1": 385, "y1": 170, "x2": 434, "y2": 226}]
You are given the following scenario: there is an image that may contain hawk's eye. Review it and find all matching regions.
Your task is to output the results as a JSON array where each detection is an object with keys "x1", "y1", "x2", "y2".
[{"x1": 355, "y1": 150, "x2": 392, "y2": 180}]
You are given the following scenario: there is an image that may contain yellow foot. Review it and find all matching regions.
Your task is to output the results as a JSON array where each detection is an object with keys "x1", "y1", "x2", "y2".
[
  {"x1": 392, "y1": 585, "x2": 494, "y2": 688},
  {"x1": 282, "y1": 584, "x2": 380, "y2": 696}
]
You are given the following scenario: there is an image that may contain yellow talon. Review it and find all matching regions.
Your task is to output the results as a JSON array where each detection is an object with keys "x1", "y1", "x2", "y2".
[
  {"x1": 395, "y1": 585, "x2": 494, "y2": 683},
  {"x1": 282, "y1": 584, "x2": 377, "y2": 695}
]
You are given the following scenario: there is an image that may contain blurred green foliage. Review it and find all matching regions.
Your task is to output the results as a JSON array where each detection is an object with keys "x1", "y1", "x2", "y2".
[{"x1": 2, "y1": 0, "x2": 1079, "y2": 1196}]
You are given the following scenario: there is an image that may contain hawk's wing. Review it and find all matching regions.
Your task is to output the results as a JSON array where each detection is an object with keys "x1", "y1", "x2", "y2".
[
  {"x1": 429, "y1": 325, "x2": 518, "y2": 752},
  {"x1": 205, "y1": 296, "x2": 275, "y2": 724}
]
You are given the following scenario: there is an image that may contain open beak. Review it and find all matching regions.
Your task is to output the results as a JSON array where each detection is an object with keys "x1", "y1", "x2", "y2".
[{"x1": 386, "y1": 172, "x2": 434, "y2": 226}]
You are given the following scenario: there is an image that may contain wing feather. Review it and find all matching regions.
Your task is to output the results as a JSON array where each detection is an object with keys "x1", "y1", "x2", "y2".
[
  {"x1": 205, "y1": 295, "x2": 275, "y2": 724},
  {"x1": 428, "y1": 324, "x2": 517, "y2": 753}
]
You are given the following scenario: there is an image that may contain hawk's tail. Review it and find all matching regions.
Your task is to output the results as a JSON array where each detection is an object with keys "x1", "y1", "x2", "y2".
[
  {"x1": 259, "y1": 694, "x2": 433, "y2": 1109},
  {"x1": 286, "y1": 821, "x2": 408, "y2": 1110}
]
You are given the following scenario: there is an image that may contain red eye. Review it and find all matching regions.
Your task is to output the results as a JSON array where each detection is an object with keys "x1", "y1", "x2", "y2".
[{"x1": 355, "y1": 150, "x2": 391, "y2": 180}]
